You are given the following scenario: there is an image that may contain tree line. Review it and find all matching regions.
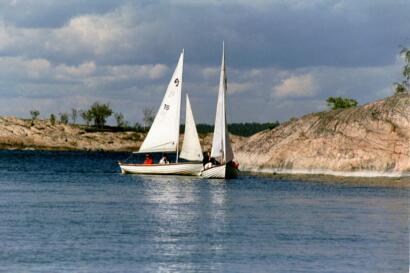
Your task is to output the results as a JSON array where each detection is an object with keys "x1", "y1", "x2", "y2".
[
  {"x1": 193, "y1": 122, "x2": 280, "y2": 137},
  {"x1": 28, "y1": 103, "x2": 280, "y2": 137},
  {"x1": 29, "y1": 102, "x2": 153, "y2": 131}
]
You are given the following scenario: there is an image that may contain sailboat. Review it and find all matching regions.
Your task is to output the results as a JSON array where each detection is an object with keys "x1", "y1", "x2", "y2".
[
  {"x1": 119, "y1": 50, "x2": 204, "y2": 176},
  {"x1": 201, "y1": 43, "x2": 239, "y2": 179}
]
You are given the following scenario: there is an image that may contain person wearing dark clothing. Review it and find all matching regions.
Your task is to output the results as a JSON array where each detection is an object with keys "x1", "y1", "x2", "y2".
[
  {"x1": 210, "y1": 157, "x2": 220, "y2": 166},
  {"x1": 202, "y1": 151, "x2": 211, "y2": 166}
]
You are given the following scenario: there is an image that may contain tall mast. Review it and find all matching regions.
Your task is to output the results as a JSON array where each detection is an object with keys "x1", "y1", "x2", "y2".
[{"x1": 176, "y1": 48, "x2": 184, "y2": 163}]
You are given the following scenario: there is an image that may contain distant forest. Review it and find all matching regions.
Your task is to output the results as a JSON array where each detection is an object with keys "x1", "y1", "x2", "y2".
[
  {"x1": 191, "y1": 122, "x2": 280, "y2": 137},
  {"x1": 84, "y1": 122, "x2": 280, "y2": 137}
]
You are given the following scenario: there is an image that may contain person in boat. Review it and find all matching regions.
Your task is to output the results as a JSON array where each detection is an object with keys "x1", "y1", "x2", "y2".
[
  {"x1": 210, "y1": 157, "x2": 220, "y2": 166},
  {"x1": 159, "y1": 153, "x2": 170, "y2": 164},
  {"x1": 144, "y1": 153, "x2": 153, "y2": 164},
  {"x1": 228, "y1": 160, "x2": 239, "y2": 169},
  {"x1": 203, "y1": 151, "x2": 221, "y2": 169},
  {"x1": 202, "y1": 151, "x2": 211, "y2": 166}
]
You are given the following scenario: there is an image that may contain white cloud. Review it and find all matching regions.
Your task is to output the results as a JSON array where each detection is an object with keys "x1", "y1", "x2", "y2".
[
  {"x1": 201, "y1": 67, "x2": 219, "y2": 79},
  {"x1": 272, "y1": 74, "x2": 318, "y2": 98},
  {"x1": 228, "y1": 82, "x2": 253, "y2": 94},
  {"x1": 52, "y1": 14, "x2": 126, "y2": 56}
]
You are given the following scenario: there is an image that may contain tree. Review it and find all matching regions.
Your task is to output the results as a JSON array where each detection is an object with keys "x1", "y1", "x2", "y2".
[
  {"x1": 29, "y1": 110, "x2": 40, "y2": 126},
  {"x1": 134, "y1": 122, "x2": 143, "y2": 131},
  {"x1": 30, "y1": 110, "x2": 40, "y2": 121},
  {"x1": 114, "y1": 112, "x2": 125, "y2": 128},
  {"x1": 71, "y1": 108, "x2": 78, "y2": 125},
  {"x1": 142, "y1": 107, "x2": 156, "y2": 130},
  {"x1": 89, "y1": 102, "x2": 112, "y2": 128},
  {"x1": 326, "y1": 96, "x2": 358, "y2": 110},
  {"x1": 59, "y1": 113, "x2": 69, "y2": 124},
  {"x1": 80, "y1": 110, "x2": 92, "y2": 126},
  {"x1": 395, "y1": 47, "x2": 410, "y2": 94},
  {"x1": 50, "y1": 114, "x2": 56, "y2": 126}
]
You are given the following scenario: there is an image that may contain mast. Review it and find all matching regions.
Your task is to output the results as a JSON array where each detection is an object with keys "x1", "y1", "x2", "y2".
[
  {"x1": 175, "y1": 48, "x2": 184, "y2": 163},
  {"x1": 210, "y1": 41, "x2": 234, "y2": 163},
  {"x1": 221, "y1": 41, "x2": 227, "y2": 163}
]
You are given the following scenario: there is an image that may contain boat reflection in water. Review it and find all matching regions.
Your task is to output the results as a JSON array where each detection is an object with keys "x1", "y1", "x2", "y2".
[{"x1": 135, "y1": 175, "x2": 229, "y2": 272}]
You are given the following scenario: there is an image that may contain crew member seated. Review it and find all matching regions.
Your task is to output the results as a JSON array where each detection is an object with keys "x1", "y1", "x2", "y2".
[
  {"x1": 210, "y1": 157, "x2": 220, "y2": 166},
  {"x1": 202, "y1": 152, "x2": 211, "y2": 166},
  {"x1": 203, "y1": 151, "x2": 220, "y2": 169},
  {"x1": 144, "y1": 154, "x2": 153, "y2": 164},
  {"x1": 159, "y1": 153, "x2": 170, "y2": 164}
]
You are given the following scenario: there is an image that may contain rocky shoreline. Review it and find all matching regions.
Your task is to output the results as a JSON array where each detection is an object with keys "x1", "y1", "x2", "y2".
[
  {"x1": 243, "y1": 170, "x2": 410, "y2": 186},
  {"x1": 0, "y1": 116, "x2": 142, "y2": 152},
  {"x1": 235, "y1": 94, "x2": 410, "y2": 176},
  {"x1": 0, "y1": 116, "x2": 244, "y2": 153},
  {"x1": 1, "y1": 94, "x2": 409, "y2": 179}
]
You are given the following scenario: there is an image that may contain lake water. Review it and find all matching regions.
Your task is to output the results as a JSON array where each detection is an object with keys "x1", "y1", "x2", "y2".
[{"x1": 0, "y1": 150, "x2": 408, "y2": 273}]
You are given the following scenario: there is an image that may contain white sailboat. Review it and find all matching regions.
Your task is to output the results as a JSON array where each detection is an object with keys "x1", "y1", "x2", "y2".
[
  {"x1": 119, "y1": 50, "x2": 204, "y2": 176},
  {"x1": 201, "y1": 43, "x2": 239, "y2": 179}
]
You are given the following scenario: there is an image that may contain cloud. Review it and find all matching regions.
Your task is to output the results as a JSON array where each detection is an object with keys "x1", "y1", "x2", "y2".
[
  {"x1": 228, "y1": 82, "x2": 253, "y2": 94},
  {"x1": 1, "y1": 0, "x2": 409, "y2": 68},
  {"x1": 0, "y1": 0, "x2": 408, "y2": 124},
  {"x1": 0, "y1": 0, "x2": 127, "y2": 28},
  {"x1": 272, "y1": 74, "x2": 318, "y2": 98}
]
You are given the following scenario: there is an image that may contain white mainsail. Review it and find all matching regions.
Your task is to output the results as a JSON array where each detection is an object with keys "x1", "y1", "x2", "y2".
[
  {"x1": 139, "y1": 51, "x2": 183, "y2": 153},
  {"x1": 210, "y1": 43, "x2": 234, "y2": 163},
  {"x1": 180, "y1": 95, "x2": 203, "y2": 161}
]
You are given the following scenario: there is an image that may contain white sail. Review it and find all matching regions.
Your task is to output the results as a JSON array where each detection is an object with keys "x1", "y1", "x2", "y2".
[
  {"x1": 180, "y1": 95, "x2": 203, "y2": 161},
  {"x1": 210, "y1": 42, "x2": 234, "y2": 163},
  {"x1": 139, "y1": 51, "x2": 183, "y2": 153}
]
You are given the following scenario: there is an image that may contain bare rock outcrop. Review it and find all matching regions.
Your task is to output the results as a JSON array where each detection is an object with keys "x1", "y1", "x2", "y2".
[
  {"x1": 234, "y1": 94, "x2": 410, "y2": 174},
  {"x1": 0, "y1": 117, "x2": 237, "y2": 152},
  {"x1": 0, "y1": 117, "x2": 143, "y2": 151}
]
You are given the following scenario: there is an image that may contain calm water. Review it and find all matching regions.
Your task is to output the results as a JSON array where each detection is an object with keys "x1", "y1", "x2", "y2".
[{"x1": 0, "y1": 150, "x2": 408, "y2": 273}]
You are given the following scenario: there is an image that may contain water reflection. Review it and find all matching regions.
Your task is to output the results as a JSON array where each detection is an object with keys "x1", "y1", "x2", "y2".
[{"x1": 132, "y1": 175, "x2": 229, "y2": 272}]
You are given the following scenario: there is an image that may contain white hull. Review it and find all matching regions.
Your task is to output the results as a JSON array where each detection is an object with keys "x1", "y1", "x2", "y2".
[
  {"x1": 119, "y1": 162, "x2": 203, "y2": 176},
  {"x1": 201, "y1": 163, "x2": 239, "y2": 179}
]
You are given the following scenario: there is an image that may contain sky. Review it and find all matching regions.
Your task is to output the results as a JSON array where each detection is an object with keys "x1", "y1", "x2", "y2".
[{"x1": 0, "y1": 0, "x2": 409, "y2": 124}]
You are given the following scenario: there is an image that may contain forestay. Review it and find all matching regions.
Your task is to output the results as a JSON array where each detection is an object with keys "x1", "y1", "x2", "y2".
[
  {"x1": 139, "y1": 51, "x2": 183, "y2": 153},
  {"x1": 210, "y1": 43, "x2": 234, "y2": 163},
  {"x1": 180, "y1": 95, "x2": 203, "y2": 161}
]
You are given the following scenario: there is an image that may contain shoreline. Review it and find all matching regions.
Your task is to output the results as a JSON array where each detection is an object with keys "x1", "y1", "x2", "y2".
[
  {"x1": 241, "y1": 166, "x2": 410, "y2": 178},
  {"x1": 241, "y1": 166, "x2": 410, "y2": 187},
  {"x1": 1, "y1": 148, "x2": 410, "y2": 186},
  {"x1": 242, "y1": 171, "x2": 410, "y2": 187}
]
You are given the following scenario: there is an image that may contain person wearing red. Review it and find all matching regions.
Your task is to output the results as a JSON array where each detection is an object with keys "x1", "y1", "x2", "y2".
[{"x1": 143, "y1": 154, "x2": 153, "y2": 164}]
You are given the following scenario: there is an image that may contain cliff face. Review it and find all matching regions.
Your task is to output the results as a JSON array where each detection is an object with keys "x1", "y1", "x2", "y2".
[{"x1": 234, "y1": 94, "x2": 410, "y2": 174}]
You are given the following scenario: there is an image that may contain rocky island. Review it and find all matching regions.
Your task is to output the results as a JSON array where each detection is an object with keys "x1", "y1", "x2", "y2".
[
  {"x1": 235, "y1": 93, "x2": 410, "y2": 177},
  {"x1": 0, "y1": 94, "x2": 409, "y2": 178},
  {"x1": 0, "y1": 116, "x2": 142, "y2": 151},
  {"x1": 0, "y1": 115, "x2": 243, "y2": 153}
]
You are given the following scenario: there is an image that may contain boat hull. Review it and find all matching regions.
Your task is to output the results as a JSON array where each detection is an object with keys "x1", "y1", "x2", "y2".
[
  {"x1": 119, "y1": 162, "x2": 203, "y2": 176},
  {"x1": 200, "y1": 164, "x2": 239, "y2": 179}
]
